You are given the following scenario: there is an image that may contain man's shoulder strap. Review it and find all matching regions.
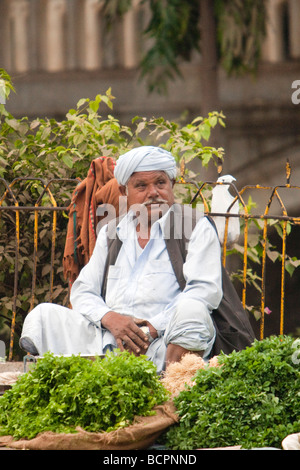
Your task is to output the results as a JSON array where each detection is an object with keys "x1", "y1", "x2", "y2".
[
  {"x1": 101, "y1": 217, "x2": 123, "y2": 300},
  {"x1": 163, "y1": 204, "x2": 203, "y2": 290}
]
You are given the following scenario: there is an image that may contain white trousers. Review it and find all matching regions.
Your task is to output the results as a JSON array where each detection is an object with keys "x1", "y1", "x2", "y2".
[{"x1": 20, "y1": 298, "x2": 215, "y2": 373}]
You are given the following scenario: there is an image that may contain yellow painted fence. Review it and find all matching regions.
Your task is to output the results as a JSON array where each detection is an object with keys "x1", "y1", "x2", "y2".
[{"x1": 1, "y1": 174, "x2": 300, "y2": 360}]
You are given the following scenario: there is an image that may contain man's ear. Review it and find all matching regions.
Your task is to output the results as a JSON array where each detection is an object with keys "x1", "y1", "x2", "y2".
[{"x1": 119, "y1": 185, "x2": 127, "y2": 196}]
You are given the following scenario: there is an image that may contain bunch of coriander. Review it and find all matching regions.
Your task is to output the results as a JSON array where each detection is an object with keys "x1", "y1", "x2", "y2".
[
  {"x1": 0, "y1": 351, "x2": 169, "y2": 440},
  {"x1": 165, "y1": 335, "x2": 300, "y2": 449}
]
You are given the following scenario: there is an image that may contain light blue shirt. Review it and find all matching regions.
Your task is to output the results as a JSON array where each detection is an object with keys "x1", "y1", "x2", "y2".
[{"x1": 70, "y1": 206, "x2": 223, "y2": 338}]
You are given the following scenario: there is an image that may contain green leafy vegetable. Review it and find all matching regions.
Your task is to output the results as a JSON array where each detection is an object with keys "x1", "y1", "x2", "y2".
[
  {"x1": 0, "y1": 351, "x2": 169, "y2": 440},
  {"x1": 165, "y1": 335, "x2": 300, "y2": 449}
]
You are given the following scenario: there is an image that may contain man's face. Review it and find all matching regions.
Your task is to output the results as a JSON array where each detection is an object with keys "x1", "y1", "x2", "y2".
[{"x1": 120, "y1": 170, "x2": 175, "y2": 225}]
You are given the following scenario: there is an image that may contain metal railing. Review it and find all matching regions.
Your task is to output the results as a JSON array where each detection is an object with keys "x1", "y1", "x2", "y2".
[
  {"x1": 0, "y1": 177, "x2": 79, "y2": 360},
  {"x1": 187, "y1": 177, "x2": 300, "y2": 341},
  {"x1": 1, "y1": 173, "x2": 300, "y2": 360}
]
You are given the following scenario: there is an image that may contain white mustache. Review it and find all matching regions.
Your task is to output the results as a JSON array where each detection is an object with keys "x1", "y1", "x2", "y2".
[{"x1": 142, "y1": 198, "x2": 168, "y2": 206}]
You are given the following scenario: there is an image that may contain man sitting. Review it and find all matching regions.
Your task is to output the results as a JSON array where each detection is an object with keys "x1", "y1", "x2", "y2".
[{"x1": 20, "y1": 146, "x2": 222, "y2": 372}]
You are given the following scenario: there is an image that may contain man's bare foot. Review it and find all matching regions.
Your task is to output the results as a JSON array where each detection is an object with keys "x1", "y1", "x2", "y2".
[{"x1": 165, "y1": 343, "x2": 203, "y2": 369}]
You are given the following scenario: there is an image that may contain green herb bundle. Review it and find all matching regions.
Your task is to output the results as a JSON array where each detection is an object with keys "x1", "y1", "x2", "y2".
[
  {"x1": 165, "y1": 335, "x2": 300, "y2": 449},
  {"x1": 0, "y1": 351, "x2": 169, "y2": 440}
]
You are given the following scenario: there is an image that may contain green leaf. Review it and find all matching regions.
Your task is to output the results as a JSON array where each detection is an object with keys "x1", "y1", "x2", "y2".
[
  {"x1": 201, "y1": 152, "x2": 212, "y2": 166},
  {"x1": 62, "y1": 154, "x2": 74, "y2": 168},
  {"x1": 209, "y1": 115, "x2": 218, "y2": 127},
  {"x1": 200, "y1": 123, "x2": 211, "y2": 141},
  {"x1": 73, "y1": 134, "x2": 85, "y2": 146},
  {"x1": 89, "y1": 98, "x2": 100, "y2": 113},
  {"x1": 5, "y1": 118, "x2": 28, "y2": 135},
  {"x1": 267, "y1": 250, "x2": 279, "y2": 263},
  {"x1": 77, "y1": 98, "x2": 88, "y2": 109},
  {"x1": 40, "y1": 126, "x2": 52, "y2": 141}
]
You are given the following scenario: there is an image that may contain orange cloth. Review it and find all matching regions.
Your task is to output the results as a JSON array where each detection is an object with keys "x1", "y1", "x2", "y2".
[{"x1": 63, "y1": 157, "x2": 121, "y2": 284}]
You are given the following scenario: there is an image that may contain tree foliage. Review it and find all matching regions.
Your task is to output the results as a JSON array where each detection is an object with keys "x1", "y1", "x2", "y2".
[
  {"x1": 101, "y1": 0, "x2": 267, "y2": 93},
  {"x1": 215, "y1": 0, "x2": 267, "y2": 75}
]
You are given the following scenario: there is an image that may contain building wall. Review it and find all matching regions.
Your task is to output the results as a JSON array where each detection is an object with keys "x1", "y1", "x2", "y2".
[{"x1": 1, "y1": 0, "x2": 300, "y2": 209}]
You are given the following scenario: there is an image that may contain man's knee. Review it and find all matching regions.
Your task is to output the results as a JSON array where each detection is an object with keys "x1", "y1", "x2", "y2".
[{"x1": 164, "y1": 298, "x2": 215, "y2": 359}]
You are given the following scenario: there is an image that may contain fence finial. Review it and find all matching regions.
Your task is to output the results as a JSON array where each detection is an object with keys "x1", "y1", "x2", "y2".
[
  {"x1": 217, "y1": 157, "x2": 223, "y2": 176},
  {"x1": 180, "y1": 158, "x2": 186, "y2": 183},
  {"x1": 286, "y1": 159, "x2": 291, "y2": 185}
]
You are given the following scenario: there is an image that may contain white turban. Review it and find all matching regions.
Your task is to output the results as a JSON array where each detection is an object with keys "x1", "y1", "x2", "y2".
[{"x1": 114, "y1": 146, "x2": 177, "y2": 186}]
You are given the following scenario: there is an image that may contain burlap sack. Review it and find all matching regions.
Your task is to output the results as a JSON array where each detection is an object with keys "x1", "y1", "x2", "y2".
[{"x1": 0, "y1": 401, "x2": 178, "y2": 450}]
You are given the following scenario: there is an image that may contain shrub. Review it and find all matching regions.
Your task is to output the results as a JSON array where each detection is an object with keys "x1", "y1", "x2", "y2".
[{"x1": 165, "y1": 335, "x2": 300, "y2": 449}]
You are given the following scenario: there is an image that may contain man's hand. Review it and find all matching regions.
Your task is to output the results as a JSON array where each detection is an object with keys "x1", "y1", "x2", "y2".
[
  {"x1": 101, "y1": 311, "x2": 151, "y2": 355},
  {"x1": 133, "y1": 318, "x2": 158, "y2": 343}
]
